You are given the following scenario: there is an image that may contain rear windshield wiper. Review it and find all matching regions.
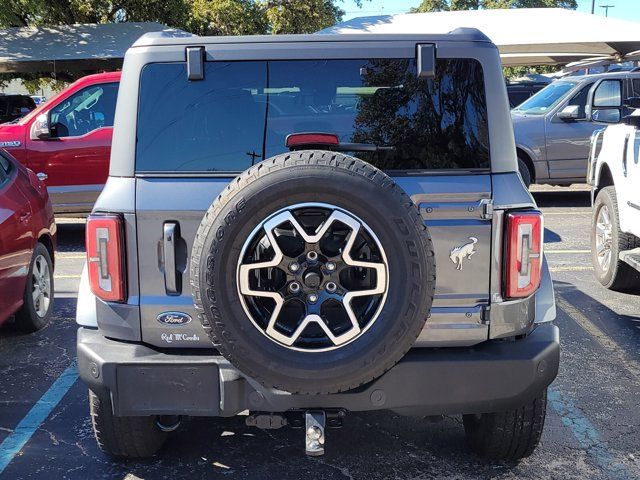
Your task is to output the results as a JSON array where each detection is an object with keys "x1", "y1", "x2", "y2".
[{"x1": 285, "y1": 133, "x2": 394, "y2": 152}]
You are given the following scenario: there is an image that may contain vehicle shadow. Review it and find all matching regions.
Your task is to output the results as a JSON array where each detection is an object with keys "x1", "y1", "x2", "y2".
[
  {"x1": 531, "y1": 189, "x2": 590, "y2": 208},
  {"x1": 55, "y1": 221, "x2": 86, "y2": 253},
  {"x1": 42, "y1": 401, "x2": 533, "y2": 480},
  {"x1": 554, "y1": 279, "x2": 640, "y2": 346},
  {"x1": 544, "y1": 228, "x2": 562, "y2": 244}
]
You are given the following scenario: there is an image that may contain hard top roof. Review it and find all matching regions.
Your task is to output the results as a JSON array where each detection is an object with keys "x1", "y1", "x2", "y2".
[
  {"x1": 131, "y1": 29, "x2": 491, "y2": 49},
  {"x1": 557, "y1": 71, "x2": 640, "y2": 82}
]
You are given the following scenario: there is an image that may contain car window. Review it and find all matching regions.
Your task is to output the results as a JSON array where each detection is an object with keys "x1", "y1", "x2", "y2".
[
  {"x1": 507, "y1": 90, "x2": 531, "y2": 108},
  {"x1": 50, "y1": 83, "x2": 119, "y2": 138},
  {"x1": 632, "y1": 79, "x2": 640, "y2": 97},
  {"x1": 0, "y1": 152, "x2": 11, "y2": 174},
  {"x1": 566, "y1": 84, "x2": 592, "y2": 119},
  {"x1": 593, "y1": 80, "x2": 622, "y2": 107},
  {"x1": 512, "y1": 81, "x2": 577, "y2": 115},
  {"x1": 0, "y1": 152, "x2": 12, "y2": 187},
  {"x1": 136, "y1": 58, "x2": 490, "y2": 173},
  {"x1": 591, "y1": 80, "x2": 622, "y2": 124}
]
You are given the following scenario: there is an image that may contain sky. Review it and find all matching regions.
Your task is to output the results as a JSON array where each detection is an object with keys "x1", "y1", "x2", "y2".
[{"x1": 341, "y1": 0, "x2": 640, "y2": 22}]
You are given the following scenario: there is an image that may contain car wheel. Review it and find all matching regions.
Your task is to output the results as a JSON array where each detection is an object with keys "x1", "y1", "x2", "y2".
[
  {"x1": 591, "y1": 186, "x2": 640, "y2": 291},
  {"x1": 517, "y1": 157, "x2": 532, "y2": 188},
  {"x1": 190, "y1": 150, "x2": 436, "y2": 394},
  {"x1": 89, "y1": 390, "x2": 167, "y2": 458},
  {"x1": 463, "y1": 389, "x2": 547, "y2": 461},
  {"x1": 15, "y1": 242, "x2": 54, "y2": 332}
]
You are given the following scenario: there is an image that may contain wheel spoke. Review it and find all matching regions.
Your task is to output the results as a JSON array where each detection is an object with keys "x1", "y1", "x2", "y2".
[{"x1": 238, "y1": 204, "x2": 388, "y2": 350}]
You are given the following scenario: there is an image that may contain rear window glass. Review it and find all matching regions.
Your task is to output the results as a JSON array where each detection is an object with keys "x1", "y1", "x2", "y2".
[{"x1": 136, "y1": 58, "x2": 489, "y2": 173}]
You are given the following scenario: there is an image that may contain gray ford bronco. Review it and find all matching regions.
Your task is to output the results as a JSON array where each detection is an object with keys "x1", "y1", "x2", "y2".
[{"x1": 76, "y1": 29, "x2": 559, "y2": 460}]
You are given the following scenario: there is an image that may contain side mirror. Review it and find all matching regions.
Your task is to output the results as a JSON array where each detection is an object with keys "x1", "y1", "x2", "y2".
[
  {"x1": 557, "y1": 105, "x2": 580, "y2": 120},
  {"x1": 29, "y1": 113, "x2": 51, "y2": 140}
]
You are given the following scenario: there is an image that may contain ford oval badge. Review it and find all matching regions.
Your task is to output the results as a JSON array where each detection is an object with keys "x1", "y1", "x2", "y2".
[{"x1": 157, "y1": 311, "x2": 192, "y2": 326}]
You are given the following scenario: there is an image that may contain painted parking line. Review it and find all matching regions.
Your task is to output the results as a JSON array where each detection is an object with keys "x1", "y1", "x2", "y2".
[
  {"x1": 54, "y1": 274, "x2": 82, "y2": 279},
  {"x1": 549, "y1": 266, "x2": 594, "y2": 272},
  {"x1": 545, "y1": 250, "x2": 590, "y2": 254},
  {"x1": 542, "y1": 211, "x2": 591, "y2": 216},
  {"x1": 0, "y1": 362, "x2": 78, "y2": 475},
  {"x1": 556, "y1": 296, "x2": 640, "y2": 379},
  {"x1": 56, "y1": 253, "x2": 86, "y2": 259},
  {"x1": 549, "y1": 388, "x2": 632, "y2": 479}
]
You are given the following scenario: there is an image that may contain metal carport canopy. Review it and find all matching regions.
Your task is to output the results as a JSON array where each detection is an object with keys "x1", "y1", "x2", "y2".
[
  {"x1": 0, "y1": 22, "x2": 180, "y2": 74},
  {"x1": 319, "y1": 8, "x2": 640, "y2": 66}
]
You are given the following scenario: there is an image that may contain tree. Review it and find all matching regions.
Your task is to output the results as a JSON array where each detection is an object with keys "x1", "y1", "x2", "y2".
[
  {"x1": 187, "y1": 0, "x2": 267, "y2": 36},
  {"x1": 0, "y1": 1, "x2": 358, "y2": 91},
  {"x1": 411, "y1": 0, "x2": 576, "y2": 12},
  {"x1": 0, "y1": 1, "x2": 352, "y2": 33},
  {"x1": 264, "y1": 0, "x2": 343, "y2": 34}
]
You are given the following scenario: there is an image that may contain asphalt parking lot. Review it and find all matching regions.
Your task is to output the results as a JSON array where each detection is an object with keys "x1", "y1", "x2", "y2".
[{"x1": 1, "y1": 186, "x2": 639, "y2": 480}]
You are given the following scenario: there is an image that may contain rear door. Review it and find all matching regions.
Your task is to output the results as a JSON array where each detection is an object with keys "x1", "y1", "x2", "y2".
[
  {"x1": 0, "y1": 153, "x2": 33, "y2": 322},
  {"x1": 26, "y1": 82, "x2": 118, "y2": 213},
  {"x1": 133, "y1": 45, "x2": 493, "y2": 349}
]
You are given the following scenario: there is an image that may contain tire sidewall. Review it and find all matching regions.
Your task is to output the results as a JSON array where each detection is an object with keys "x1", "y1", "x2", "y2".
[
  {"x1": 591, "y1": 188, "x2": 619, "y2": 287},
  {"x1": 18, "y1": 243, "x2": 54, "y2": 331},
  {"x1": 517, "y1": 157, "x2": 532, "y2": 188},
  {"x1": 193, "y1": 155, "x2": 435, "y2": 393}
]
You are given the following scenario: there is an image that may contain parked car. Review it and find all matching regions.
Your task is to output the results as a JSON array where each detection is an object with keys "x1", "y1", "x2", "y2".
[
  {"x1": 0, "y1": 149, "x2": 56, "y2": 331},
  {"x1": 0, "y1": 94, "x2": 36, "y2": 124},
  {"x1": 31, "y1": 96, "x2": 46, "y2": 106},
  {"x1": 0, "y1": 72, "x2": 120, "y2": 215},
  {"x1": 76, "y1": 30, "x2": 559, "y2": 461},
  {"x1": 506, "y1": 81, "x2": 548, "y2": 108},
  {"x1": 587, "y1": 98, "x2": 640, "y2": 290},
  {"x1": 512, "y1": 71, "x2": 640, "y2": 187}
]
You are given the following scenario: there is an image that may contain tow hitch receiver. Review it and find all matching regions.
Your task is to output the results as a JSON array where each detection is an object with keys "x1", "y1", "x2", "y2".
[
  {"x1": 305, "y1": 411, "x2": 326, "y2": 456},
  {"x1": 246, "y1": 410, "x2": 345, "y2": 456}
]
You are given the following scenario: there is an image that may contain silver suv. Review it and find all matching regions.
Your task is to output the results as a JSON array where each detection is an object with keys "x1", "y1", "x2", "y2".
[
  {"x1": 76, "y1": 30, "x2": 559, "y2": 461},
  {"x1": 513, "y1": 71, "x2": 640, "y2": 186}
]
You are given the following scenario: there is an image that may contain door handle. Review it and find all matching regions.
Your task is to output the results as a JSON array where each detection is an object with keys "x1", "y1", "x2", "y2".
[
  {"x1": 163, "y1": 222, "x2": 181, "y2": 295},
  {"x1": 36, "y1": 172, "x2": 48, "y2": 181}
]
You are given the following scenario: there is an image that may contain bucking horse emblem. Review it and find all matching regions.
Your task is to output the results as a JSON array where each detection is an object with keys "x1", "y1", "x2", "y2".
[{"x1": 449, "y1": 237, "x2": 478, "y2": 270}]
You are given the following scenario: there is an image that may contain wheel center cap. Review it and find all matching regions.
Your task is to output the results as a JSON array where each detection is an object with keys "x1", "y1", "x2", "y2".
[{"x1": 303, "y1": 270, "x2": 322, "y2": 289}]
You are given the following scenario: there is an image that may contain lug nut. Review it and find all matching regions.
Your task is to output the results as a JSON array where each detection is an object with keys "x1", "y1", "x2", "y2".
[
  {"x1": 289, "y1": 282, "x2": 301, "y2": 294},
  {"x1": 306, "y1": 251, "x2": 318, "y2": 262},
  {"x1": 289, "y1": 262, "x2": 300, "y2": 273},
  {"x1": 325, "y1": 262, "x2": 336, "y2": 272},
  {"x1": 308, "y1": 293, "x2": 318, "y2": 303},
  {"x1": 326, "y1": 282, "x2": 337, "y2": 293}
]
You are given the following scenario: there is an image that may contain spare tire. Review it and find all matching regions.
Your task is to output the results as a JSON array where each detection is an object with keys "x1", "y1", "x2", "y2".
[{"x1": 190, "y1": 151, "x2": 435, "y2": 394}]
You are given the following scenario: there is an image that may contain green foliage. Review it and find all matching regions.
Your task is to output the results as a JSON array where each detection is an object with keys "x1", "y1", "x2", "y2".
[
  {"x1": 0, "y1": 0, "x2": 351, "y2": 34},
  {"x1": 264, "y1": 0, "x2": 343, "y2": 35},
  {"x1": 0, "y1": 0, "x2": 356, "y2": 88},
  {"x1": 0, "y1": 1, "x2": 190, "y2": 27},
  {"x1": 187, "y1": 0, "x2": 267, "y2": 36},
  {"x1": 411, "y1": 0, "x2": 576, "y2": 12}
]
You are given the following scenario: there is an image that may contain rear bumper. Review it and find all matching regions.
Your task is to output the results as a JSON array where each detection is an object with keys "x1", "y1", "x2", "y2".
[{"x1": 77, "y1": 324, "x2": 559, "y2": 417}]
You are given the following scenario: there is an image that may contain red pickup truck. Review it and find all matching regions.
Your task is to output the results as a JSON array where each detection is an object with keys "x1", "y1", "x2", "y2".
[{"x1": 0, "y1": 72, "x2": 120, "y2": 215}]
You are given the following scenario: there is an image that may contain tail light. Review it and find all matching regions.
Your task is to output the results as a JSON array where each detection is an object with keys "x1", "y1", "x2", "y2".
[
  {"x1": 86, "y1": 214, "x2": 126, "y2": 302},
  {"x1": 505, "y1": 211, "x2": 543, "y2": 299}
]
